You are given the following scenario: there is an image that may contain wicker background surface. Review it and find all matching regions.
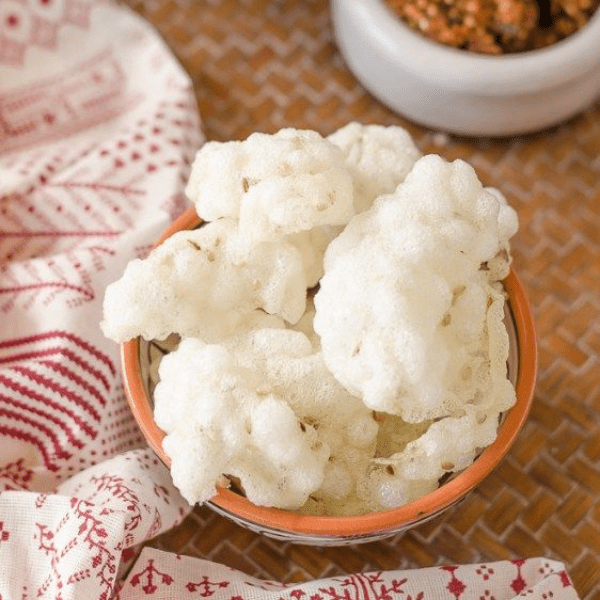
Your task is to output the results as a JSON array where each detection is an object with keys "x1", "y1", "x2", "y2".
[{"x1": 120, "y1": 1, "x2": 600, "y2": 597}]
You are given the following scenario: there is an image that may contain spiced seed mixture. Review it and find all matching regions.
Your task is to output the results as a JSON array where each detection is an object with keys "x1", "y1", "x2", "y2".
[{"x1": 384, "y1": 0, "x2": 600, "y2": 54}]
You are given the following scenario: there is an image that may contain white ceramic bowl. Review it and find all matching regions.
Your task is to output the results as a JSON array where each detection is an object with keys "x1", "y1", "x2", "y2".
[{"x1": 331, "y1": 0, "x2": 600, "y2": 136}]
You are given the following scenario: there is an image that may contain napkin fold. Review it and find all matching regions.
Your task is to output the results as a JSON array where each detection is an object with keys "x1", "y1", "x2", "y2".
[
  {"x1": 0, "y1": 450, "x2": 187, "y2": 598},
  {"x1": 0, "y1": 1, "x2": 584, "y2": 600},
  {"x1": 116, "y1": 551, "x2": 579, "y2": 600}
]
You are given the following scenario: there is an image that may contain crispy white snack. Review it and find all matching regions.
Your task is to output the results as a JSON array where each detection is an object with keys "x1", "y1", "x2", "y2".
[
  {"x1": 288, "y1": 294, "x2": 320, "y2": 350},
  {"x1": 327, "y1": 122, "x2": 421, "y2": 213},
  {"x1": 360, "y1": 410, "x2": 501, "y2": 509},
  {"x1": 105, "y1": 123, "x2": 522, "y2": 516},
  {"x1": 287, "y1": 227, "x2": 338, "y2": 288},
  {"x1": 146, "y1": 311, "x2": 286, "y2": 389},
  {"x1": 358, "y1": 465, "x2": 439, "y2": 511},
  {"x1": 101, "y1": 218, "x2": 307, "y2": 343},
  {"x1": 314, "y1": 154, "x2": 518, "y2": 424},
  {"x1": 185, "y1": 128, "x2": 355, "y2": 242},
  {"x1": 155, "y1": 337, "x2": 329, "y2": 509},
  {"x1": 155, "y1": 326, "x2": 379, "y2": 510},
  {"x1": 220, "y1": 327, "x2": 380, "y2": 506}
]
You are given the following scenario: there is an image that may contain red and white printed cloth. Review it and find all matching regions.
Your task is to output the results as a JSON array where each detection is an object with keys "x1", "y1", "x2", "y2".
[
  {"x1": 115, "y1": 552, "x2": 581, "y2": 600},
  {"x1": 1, "y1": 0, "x2": 200, "y2": 596},
  {"x1": 0, "y1": 1, "x2": 583, "y2": 599}
]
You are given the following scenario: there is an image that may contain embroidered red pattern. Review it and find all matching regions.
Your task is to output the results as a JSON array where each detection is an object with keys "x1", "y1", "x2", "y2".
[
  {"x1": 0, "y1": 0, "x2": 94, "y2": 68},
  {"x1": 0, "y1": 458, "x2": 34, "y2": 490},
  {"x1": 441, "y1": 566, "x2": 467, "y2": 600},
  {"x1": 35, "y1": 498, "x2": 118, "y2": 600},
  {"x1": 308, "y1": 573, "x2": 416, "y2": 600},
  {"x1": 0, "y1": 331, "x2": 115, "y2": 471},
  {"x1": 510, "y1": 559, "x2": 527, "y2": 595},
  {"x1": 0, "y1": 48, "x2": 137, "y2": 154},
  {"x1": 185, "y1": 575, "x2": 229, "y2": 596},
  {"x1": 0, "y1": 250, "x2": 113, "y2": 311},
  {"x1": 87, "y1": 473, "x2": 145, "y2": 547},
  {"x1": 0, "y1": 521, "x2": 10, "y2": 543},
  {"x1": 130, "y1": 558, "x2": 175, "y2": 595}
]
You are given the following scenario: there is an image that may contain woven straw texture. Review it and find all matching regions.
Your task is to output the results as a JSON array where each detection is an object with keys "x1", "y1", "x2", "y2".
[{"x1": 120, "y1": 1, "x2": 600, "y2": 598}]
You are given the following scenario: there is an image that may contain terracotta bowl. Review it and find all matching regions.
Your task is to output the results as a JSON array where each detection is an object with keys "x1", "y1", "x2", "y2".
[{"x1": 121, "y1": 207, "x2": 538, "y2": 545}]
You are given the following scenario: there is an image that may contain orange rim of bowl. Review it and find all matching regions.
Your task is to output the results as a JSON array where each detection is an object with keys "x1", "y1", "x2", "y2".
[{"x1": 121, "y1": 207, "x2": 538, "y2": 538}]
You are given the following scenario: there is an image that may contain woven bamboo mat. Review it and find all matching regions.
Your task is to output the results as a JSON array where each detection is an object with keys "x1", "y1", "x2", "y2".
[{"x1": 120, "y1": 1, "x2": 600, "y2": 597}]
